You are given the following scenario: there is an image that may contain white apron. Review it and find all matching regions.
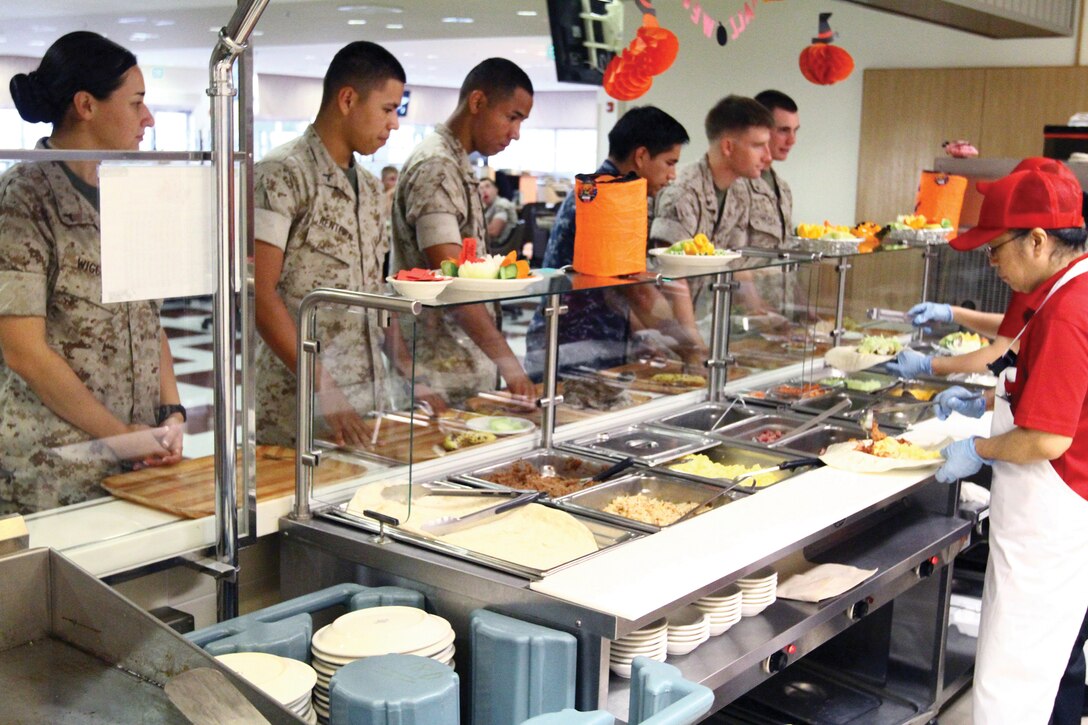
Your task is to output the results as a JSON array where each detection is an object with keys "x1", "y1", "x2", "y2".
[{"x1": 973, "y1": 258, "x2": 1088, "y2": 724}]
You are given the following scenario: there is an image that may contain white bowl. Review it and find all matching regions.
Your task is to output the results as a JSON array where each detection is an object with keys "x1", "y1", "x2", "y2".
[{"x1": 386, "y1": 274, "x2": 454, "y2": 300}]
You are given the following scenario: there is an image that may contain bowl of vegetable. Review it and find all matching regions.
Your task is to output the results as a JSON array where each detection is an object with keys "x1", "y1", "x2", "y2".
[
  {"x1": 386, "y1": 268, "x2": 454, "y2": 299},
  {"x1": 441, "y1": 238, "x2": 541, "y2": 292}
]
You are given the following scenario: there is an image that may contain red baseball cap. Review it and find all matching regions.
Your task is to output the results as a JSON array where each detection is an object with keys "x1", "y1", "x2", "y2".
[
  {"x1": 950, "y1": 169, "x2": 1086, "y2": 251},
  {"x1": 1007, "y1": 156, "x2": 1078, "y2": 181}
]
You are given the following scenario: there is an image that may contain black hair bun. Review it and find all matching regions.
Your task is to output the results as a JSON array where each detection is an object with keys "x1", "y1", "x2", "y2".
[{"x1": 10, "y1": 71, "x2": 57, "y2": 124}]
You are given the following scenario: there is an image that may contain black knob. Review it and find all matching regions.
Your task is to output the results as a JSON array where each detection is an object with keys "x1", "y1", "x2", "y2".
[
  {"x1": 764, "y1": 651, "x2": 790, "y2": 674},
  {"x1": 851, "y1": 599, "x2": 869, "y2": 620},
  {"x1": 918, "y1": 560, "x2": 936, "y2": 578}
]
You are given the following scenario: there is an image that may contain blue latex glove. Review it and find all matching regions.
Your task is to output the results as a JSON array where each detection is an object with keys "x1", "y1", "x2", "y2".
[
  {"x1": 933, "y1": 386, "x2": 986, "y2": 420},
  {"x1": 886, "y1": 349, "x2": 933, "y2": 379},
  {"x1": 908, "y1": 302, "x2": 953, "y2": 326},
  {"x1": 936, "y1": 437, "x2": 993, "y2": 484}
]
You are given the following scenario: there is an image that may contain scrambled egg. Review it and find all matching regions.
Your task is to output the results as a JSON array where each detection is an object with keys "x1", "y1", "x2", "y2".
[
  {"x1": 650, "y1": 373, "x2": 707, "y2": 387},
  {"x1": 669, "y1": 455, "x2": 778, "y2": 487},
  {"x1": 603, "y1": 494, "x2": 700, "y2": 526}
]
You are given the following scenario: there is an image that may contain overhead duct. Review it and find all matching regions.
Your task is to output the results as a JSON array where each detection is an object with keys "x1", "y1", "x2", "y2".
[{"x1": 839, "y1": 0, "x2": 1078, "y2": 38}]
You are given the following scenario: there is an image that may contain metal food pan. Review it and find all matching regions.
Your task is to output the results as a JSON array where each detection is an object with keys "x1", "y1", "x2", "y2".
[
  {"x1": 451, "y1": 449, "x2": 616, "y2": 499},
  {"x1": 657, "y1": 402, "x2": 764, "y2": 434},
  {"x1": 814, "y1": 370, "x2": 898, "y2": 394},
  {"x1": 792, "y1": 391, "x2": 873, "y2": 420},
  {"x1": 663, "y1": 443, "x2": 812, "y2": 493},
  {"x1": 742, "y1": 383, "x2": 837, "y2": 405},
  {"x1": 322, "y1": 503, "x2": 643, "y2": 580},
  {"x1": 556, "y1": 471, "x2": 742, "y2": 533},
  {"x1": 773, "y1": 424, "x2": 862, "y2": 455},
  {"x1": 884, "y1": 381, "x2": 950, "y2": 402},
  {"x1": 714, "y1": 414, "x2": 810, "y2": 446},
  {"x1": 563, "y1": 425, "x2": 720, "y2": 467}
]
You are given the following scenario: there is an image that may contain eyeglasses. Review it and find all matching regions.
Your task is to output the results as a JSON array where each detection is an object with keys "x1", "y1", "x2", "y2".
[{"x1": 986, "y1": 232, "x2": 1027, "y2": 260}]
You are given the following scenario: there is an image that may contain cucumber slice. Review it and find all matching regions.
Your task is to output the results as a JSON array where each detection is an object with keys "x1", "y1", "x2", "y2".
[
  {"x1": 440, "y1": 260, "x2": 459, "y2": 278},
  {"x1": 499, "y1": 264, "x2": 518, "y2": 280}
]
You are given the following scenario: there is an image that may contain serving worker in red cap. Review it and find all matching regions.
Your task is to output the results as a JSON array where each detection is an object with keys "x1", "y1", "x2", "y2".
[{"x1": 933, "y1": 167, "x2": 1088, "y2": 724}]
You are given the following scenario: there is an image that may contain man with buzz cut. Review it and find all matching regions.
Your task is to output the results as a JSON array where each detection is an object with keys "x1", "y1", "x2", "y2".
[
  {"x1": 253, "y1": 41, "x2": 423, "y2": 448},
  {"x1": 742, "y1": 89, "x2": 799, "y2": 246},
  {"x1": 650, "y1": 94, "x2": 773, "y2": 250},
  {"x1": 392, "y1": 57, "x2": 536, "y2": 404}
]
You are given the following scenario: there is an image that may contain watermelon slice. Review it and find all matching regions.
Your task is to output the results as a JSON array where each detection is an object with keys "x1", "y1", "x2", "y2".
[
  {"x1": 395, "y1": 268, "x2": 443, "y2": 281},
  {"x1": 458, "y1": 237, "x2": 483, "y2": 266}
]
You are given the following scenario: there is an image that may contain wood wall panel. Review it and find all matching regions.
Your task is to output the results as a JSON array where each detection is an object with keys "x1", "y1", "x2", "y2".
[
  {"x1": 856, "y1": 68, "x2": 986, "y2": 224},
  {"x1": 978, "y1": 67, "x2": 1088, "y2": 157}
]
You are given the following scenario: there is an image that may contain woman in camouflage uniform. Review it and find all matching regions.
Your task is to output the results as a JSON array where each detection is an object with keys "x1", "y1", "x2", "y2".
[{"x1": 0, "y1": 32, "x2": 184, "y2": 514}]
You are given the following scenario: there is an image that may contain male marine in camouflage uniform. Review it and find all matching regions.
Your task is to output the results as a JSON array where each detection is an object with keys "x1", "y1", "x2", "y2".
[
  {"x1": 391, "y1": 58, "x2": 535, "y2": 403},
  {"x1": 254, "y1": 42, "x2": 405, "y2": 447},
  {"x1": 0, "y1": 144, "x2": 165, "y2": 513},
  {"x1": 741, "y1": 90, "x2": 799, "y2": 248}
]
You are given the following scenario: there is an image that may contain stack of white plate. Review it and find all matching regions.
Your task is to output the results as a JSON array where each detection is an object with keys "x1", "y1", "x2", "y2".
[
  {"x1": 608, "y1": 618, "x2": 668, "y2": 679},
  {"x1": 693, "y1": 583, "x2": 743, "y2": 635},
  {"x1": 215, "y1": 652, "x2": 318, "y2": 724},
  {"x1": 665, "y1": 605, "x2": 710, "y2": 656},
  {"x1": 737, "y1": 567, "x2": 778, "y2": 617},
  {"x1": 309, "y1": 606, "x2": 456, "y2": 722}
]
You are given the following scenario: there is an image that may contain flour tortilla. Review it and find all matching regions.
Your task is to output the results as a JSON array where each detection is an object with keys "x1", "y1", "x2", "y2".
[
  {"x1": 347, "y1": 481, "x2": 598, "y2": 570},
  {"x1": 820, "y1": 436, "x2": 950, "y2": 473},
  {"x1": 823, "y1": 346, "x2": 894, "y2": 374}
]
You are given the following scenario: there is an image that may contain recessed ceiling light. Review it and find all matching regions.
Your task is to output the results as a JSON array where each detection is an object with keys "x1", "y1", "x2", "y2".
[
  {"x1": 442, "y1": 17, "x2": 474, "y2": 24},
  {"x1": 252, "y1": 30, "x2": 264, "y2": 36},
  {"x1": 209, "y1": 26, "x2": 221, "y2": 32},
  {"x1": 118, "y1": 17, "x2": 146, "y2": 25},
  {"x1": 338, "y1": 4, "x2": 402, "y2": 12},
  {"x1": 347, "y1": 18, "x2": 367, "y2": 25},
  {"x1": 129, "y1": 32, "x2": 159, "y2": 42},
  {"x1": 517, "y1": 10, "x2": 538, "y2": 16},
  {"x1": 386, "y1": 23, "x2": 404, "y2": 29},
  {"x1": 153, "y1": 19, "x2": 175, "y2": 27}
]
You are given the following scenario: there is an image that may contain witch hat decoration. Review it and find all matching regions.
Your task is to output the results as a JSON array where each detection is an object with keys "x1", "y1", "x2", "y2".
[{"x1": 813, "y1": 12, "x2": 837, "y2": 43}]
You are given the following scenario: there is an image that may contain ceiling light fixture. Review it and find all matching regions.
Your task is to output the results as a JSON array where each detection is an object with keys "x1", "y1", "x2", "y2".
[
  {"x1": 386, "y1": 23, "x2": 404, "y2": 29},
  {"x1": 337, "y1": 4, "x2": 403, "y2": 13},
  {"x1": 153, "y1": 19, "x2": 175, "y2": 27},
  {"x1": 517, "y1": 10, "x2": 538, "y2": 16},
  {"x1": 347, "y1": 19, "x2": 367, "y2": 25},
  {"x1": 129, "y1": 32, "x2": 159, "y2": 42},
  {"x1": 441, "y1": 17, "x2": 474, "y2": 23},
  {"x1": 118, "y1": 17, "x2": 147, "y2": 25}
]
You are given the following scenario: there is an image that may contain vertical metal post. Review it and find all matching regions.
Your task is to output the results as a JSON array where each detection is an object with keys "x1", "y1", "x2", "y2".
[
  {"x1": 292, "y1": 290, "x2": 421, "y2": 521},
  {"x1": 707, "y1": 272, "x2": 736, "y2": 402},
  {"x1": 832, "y1": 259, "x2": 852, "y2": 348},
  {"x1": 539, "y1": 294, "x2": 567, "y2": 450},
  {"x1": 207, "y1": 0, "x2": 270, "y2": 622},
  {"x1": 920, "y1": 243, "x2": 940, "y2": 302}
]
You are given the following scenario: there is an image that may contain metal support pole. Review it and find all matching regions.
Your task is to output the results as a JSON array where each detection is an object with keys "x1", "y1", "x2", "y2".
[
  {"x1": 916, "y1": 244, "x2": 941, "y2": 343},
  {"x1": 292, "y1": 290, "x2": 421, "y2": 521},
  {"x1": 539, "y1": 294, "x2": 567, "y2": 450},
  {"x1": 707, "y1": 272, "x2": 737, "y2": 402},
  {"x1": 832, "y1": 259, "x2": 853, "y2": 348},
  {"x1": 207, "y1": 0, "x2": 269, "y2": 623}
]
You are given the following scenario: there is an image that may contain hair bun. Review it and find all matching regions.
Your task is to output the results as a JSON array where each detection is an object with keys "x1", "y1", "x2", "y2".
[{"x1": 10, "y1": 71, "x2": 57, "y2": 124}]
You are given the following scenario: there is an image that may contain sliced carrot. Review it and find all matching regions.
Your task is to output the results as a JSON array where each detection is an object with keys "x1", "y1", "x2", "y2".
[
  {"x1": 502, "y1": 250, "x2": 518, "y2": 267},
  {"x1": 515, "y1": 260, "x2": 530, "y2": 279}
]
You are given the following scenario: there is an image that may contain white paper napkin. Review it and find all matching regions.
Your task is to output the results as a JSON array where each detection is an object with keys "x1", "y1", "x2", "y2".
[{"x1": 776, "y1": 562, "x2": 878, "y2": 603}]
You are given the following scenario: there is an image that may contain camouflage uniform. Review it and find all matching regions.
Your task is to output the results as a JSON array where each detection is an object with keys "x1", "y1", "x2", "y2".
[
  {"x1": 0, "y1": 143, "x2": 163, "y2": 514},
  {"x1": 391, "y1": 123, "x2": 496, "y2": 401},
  {"x1": 741, "y1": 167, "x2": 793, "y2": 248},
  {"x1": 254, "y1": 126, "x2": 388, "y2": 446},
  {"x1": 650, "y1": 155, "x2": 753, "y2": 250}
]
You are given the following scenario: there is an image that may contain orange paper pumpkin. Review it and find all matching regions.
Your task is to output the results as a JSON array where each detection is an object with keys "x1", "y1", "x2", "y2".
[{"x1": 799, "y1": 43, "x2": 854, "y2": 85}]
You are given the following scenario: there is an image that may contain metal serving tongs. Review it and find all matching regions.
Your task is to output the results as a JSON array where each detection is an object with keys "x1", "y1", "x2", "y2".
[
  {"x1": 540, "y1": 456, "x2": 638, "y2": 490},
  {"x1": 420, "y1": 491, "x2": 543, "y2": 535},
  {"x1": 785, "y1": 398, "x2": 853, "y2": 438},
  {"x1": 382, "y1": 482, "x2": 522, "y2": 500}
]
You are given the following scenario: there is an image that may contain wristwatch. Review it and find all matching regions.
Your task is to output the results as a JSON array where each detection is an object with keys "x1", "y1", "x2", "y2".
[{"x1": 156, "y1": 404, "x2": 187, "y2": 426}]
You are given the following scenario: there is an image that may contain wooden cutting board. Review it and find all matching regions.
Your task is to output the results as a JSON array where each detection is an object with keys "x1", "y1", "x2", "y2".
[{"x1": 101, "y1": 446, "x2": 367, "y2": 519}]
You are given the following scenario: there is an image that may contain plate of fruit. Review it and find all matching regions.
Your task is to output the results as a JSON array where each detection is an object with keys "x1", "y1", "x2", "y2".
[
  {"x1": 441, "y1": 238, "x2": 541, "y2": 292},
  {"x1": 649, "y1": 234, "x2": 741, "y2": 274}
]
